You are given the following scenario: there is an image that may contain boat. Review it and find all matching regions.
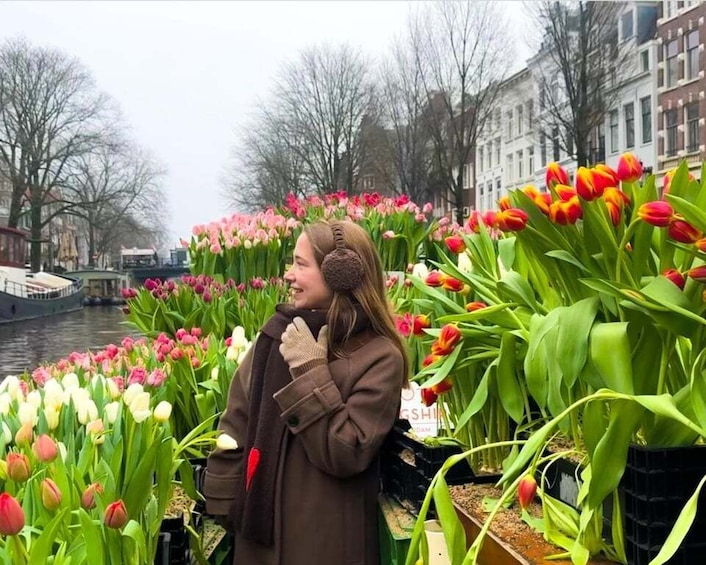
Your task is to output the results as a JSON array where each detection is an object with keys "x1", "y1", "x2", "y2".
[
  {"x1": 66, "y1": 268, "x2": 131, "y2": 305},
  {"x1": 0, "y1": 226, "x2": 85, "y2": 323}
]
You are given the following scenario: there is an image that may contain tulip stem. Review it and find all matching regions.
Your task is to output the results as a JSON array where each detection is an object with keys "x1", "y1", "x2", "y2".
[
  {"x1": 615, "y1": 219, "x2": 640, "y2": 286},
  {"x1": 10, "y1": 535, "x2": 29, "y2": 565}
]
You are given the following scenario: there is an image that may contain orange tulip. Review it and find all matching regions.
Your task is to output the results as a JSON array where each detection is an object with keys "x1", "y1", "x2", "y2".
[
  {"x1": 466, "y1": 210, "x2": 483, "y2": 233},
  {"x1": 431, "y1": 324, "x2": 462, "y2": 356},
  {"x1": 545, "y1": 162, "x2": 569, "y2": 189},
  {"x1": 425, "y1": 271, "x2": 444, "y2": 287},
  {"x1": 549, "y1": 197, "x2": 582, "y2": 226},
  {"x1": 6, "y1": 453, "x2": 30, "y2": 483},
  {"x1": 431, "y1": 377, "x2": 453, "y2": 395},
  {"x1": 616, "y1": 153, "x2": 643, "y2": 182},
  {"x1": 81, "y1": 482, "x2": 104, "y2": 510},
  {"x1": 695, "y1": 238, "x2": 706, "y2": 253},
  {"x1": 441, "y1": 275, "x2": 465, "y2": 293},
  {"x1": 495, "y1": 208, "x2": 529, "y2": 232},
  {"x1": 687, "y1": 266, "x2": 706, "y2": 284},
  {"x1": 498, "y1": 195, "x2": 511, "y2": 211},
  {"x1": 422, "y1": 353, "x2": 441, "y2": 367},
  {"x1": 593, "y1": 164, "x2": 620, "y2": 191},
  {"x1": 554, "y1": 184, "x2": 577, "y2": 202}
]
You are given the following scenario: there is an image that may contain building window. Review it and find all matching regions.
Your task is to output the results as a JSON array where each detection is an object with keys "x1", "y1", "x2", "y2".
[
  {"x1": 640, "y1": 50, "x2": 650, "y2": 72},
  {"x1": 495, "y1": 138, "x2": 501, "y2": 164},
  {"x1": 517, "y1": 149, "x2": 523, "y2": 178},
  {"x1": 463, "y1": 164, "x2": 471, "y2": 189},
  {"x1": 478, "y1": 147, "x2": 484, "y2": 173},
  {"x1": 362, "y1": 175, "x2": 375, "y2": 190},
  {"x1": 506, "y1": 110, "x2": 513, "y2": 139},
  {"x1": 686, "y1": 30, "x2": 699, "y2": 80},
  {"x1": 621, "y1": 11, "x2": 634, "y2": 41},
  {"x1": 610, "y1": 110, "x2": 619, "y2": 153},
  {"x1": 598, "y1": 123, "x2": 606, "y2": 162},
  {"x1": 624, "y1": 102, "x2": 635, "y2": 149},
  {"x1": 664, "y1": 109, "x2": 678, "y2": 157},
  {"x1": 665, "y1": 39, "x2": 678, "y2": 88},
  {"x1": 527, "y1": 100, "x2": 534, "y2": 129},
  {"x1": 528, "y1": 146, "x2": 534, "y2": 174},
  {"x1": 685, "y1": 102, "x2": 699, "y2": 153},
  {"x1": 486, "y1": 141, "x2": 492, "y2": 169},
  {"x1": 552, "y1": 127, "x2": 560, "y2": 162},
  {"x1": 506, "y1": 154, "x2": 514, "y2": 181},
  {"x1": 540, "y1": 133, "x2": 547, "y2": 167},
  {"x1": 517, "y1": 105, "x2": 523, "y2": 136},
  {"x1": 640, "y1": 96, "x2": 652, "y2": 144}
]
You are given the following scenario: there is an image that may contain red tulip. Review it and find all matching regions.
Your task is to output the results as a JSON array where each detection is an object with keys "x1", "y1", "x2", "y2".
[
  {"x1": 549, "y1": 197, "x2": 582, "y2": 226},
  {"x1": 431, "y1": 377, "x2": 453, "y2": 395},
  {"x1": 482, "y1": 210, "x2": 498, "y2": 228},
  {"x1": 104, "y1": 500, "x2": 128, "y2": 529},
  {"x1": 81, "y1": 483, "x2": 104, "y2": 510},
  {"x1": 495, "y1": 208, "x2": 529, "y2": 232},
  {"x1": 0, "y1": 493, "x2": 24, "y2": 535},
  {"x1": 517, "y1": 475, "x2": 537, "y2": 510},
  {"x1": 522, "y1": 185, "x2": 541, "y2": 200},
  {"x1": 32, "y1": 435, "x2": 58, "y2": 463},
  {"x1": 575, "y1": 167, "x2": 603, "y2": 201},
  {"x1": 593, "y1": 164, "x2": 620, "y2": 191},
  {"x1": 41, "y1": 478, "x2": 62, "y2": 511},
  {"x1": 498, "y1": 195, "x2": 511, "y2": 211},
  {"x1": 554, "y1": 184, "x2": 576, "y2": 202},
  {"x1": 637, "y1": 201, "x2": 674, "y2": 227},
  {"x1": 663, "y1": 269, "x2": 686, "y2": 290},
  {"x1": 422, "y1": 354, "x2": 441, "y2": 367},
  {"x1": 545, "y1": 162, "x2": 569, "y2": 189},
  {"x1": 668, "y1": 219, "x2": 703, "y2": 244},
  {"x1": 533, "y1": 192, "x2": 552, "y2": 215},
  {"x1": 425, "y1": 271, "x2": 444, "y2": 287},
  {"x1": 395, "y1": 313, "x2": 412, "y2": 338},
  {"x1": 687, "y1": 266, "x2": 706, "y2": 284},
  {"x1": 441, "y1": 275, "x2": 465, "y2": 293},
  {"x1": 431, "y1": 324, "x2": 462, "y2": 356},
  {"x1": 412, "y1": 314, "x2": 431, "y2": 336},
  {"x1": 444, "y1": 235, "x2": 466, "y2": 254},
  {"x1": 465, "y1": 301, "x2": 487, "y2": 312},
  {"x1": 616, "y1": 153, "x2": 643, "y2": 182},
  {"x1": 6, "y1": 453, "x2": 30, "y2": 483},
  {"x1": 420, "y1": 387, "x2": 438, "y2": 407},
  {"x1": 466, "y1": 210, "x2": 483, "y2": 233}
]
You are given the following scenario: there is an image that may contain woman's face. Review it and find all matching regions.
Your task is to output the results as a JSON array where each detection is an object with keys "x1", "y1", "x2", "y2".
[{"x1": 284, "y1": 233, "x2": 333, "y2": 310}]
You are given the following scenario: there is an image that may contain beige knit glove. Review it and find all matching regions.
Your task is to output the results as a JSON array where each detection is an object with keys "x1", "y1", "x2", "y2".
[{"x1": 279, "y1": 317, "x2": 328, "y2": 374}]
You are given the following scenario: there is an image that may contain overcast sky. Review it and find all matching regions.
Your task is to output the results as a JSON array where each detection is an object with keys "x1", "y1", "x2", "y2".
[{"x1": 0, "y1": 1, "x2": 533, "y2": 248}]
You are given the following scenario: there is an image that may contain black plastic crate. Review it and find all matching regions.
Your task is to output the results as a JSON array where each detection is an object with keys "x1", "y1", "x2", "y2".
[
  {"x1": 537, "y1": 456, "x2": 581, "y2": 509},
  {"x1": 154, "y1": 532, "x2": 171, "y2": 565}
]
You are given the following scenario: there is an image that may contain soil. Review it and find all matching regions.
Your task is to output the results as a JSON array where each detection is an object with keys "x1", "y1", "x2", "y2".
[{"x1": 449, "y1": 483, "x2": 618, "y2": 565}]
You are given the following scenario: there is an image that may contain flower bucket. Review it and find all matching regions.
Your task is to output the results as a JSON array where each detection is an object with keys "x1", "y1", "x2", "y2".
[{"x1": 424, "y1": 520, "x2": 451, "y2": 565}]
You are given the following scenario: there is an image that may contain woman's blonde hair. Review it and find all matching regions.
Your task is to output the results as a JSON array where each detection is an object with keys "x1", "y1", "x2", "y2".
[{"x1": 303, "y1": 219, "x2": 409, "y2": 384}]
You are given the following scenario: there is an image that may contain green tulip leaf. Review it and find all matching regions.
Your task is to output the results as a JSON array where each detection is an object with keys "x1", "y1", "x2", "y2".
[
  {"x1": 497, "y1": 271, "x2": 541, "y2": 312},
  {"x1": 28, "y1": 508, "x2": 69, "y2": 565},
  {"x1": 545, "y1": 250, "x2": 591, "y2": 274},
  {"x1": 589, "y1": 322, "x2": 633, "y2": 394},
  {"x1": 432, "y1": 474, "x2": 467, "y2": 562},
  {"x1": 497, "y1": 332, "x2": 524, "y2": 423},
  {"x1": 665, "y1": 193, "x2": 706, "y2": 233},
  {"x1": 76, "y1": 508, "x2": 104, "y2": 565},
  {"x1": 556, "y1": 297, "x2": 599, "y2": 387}
]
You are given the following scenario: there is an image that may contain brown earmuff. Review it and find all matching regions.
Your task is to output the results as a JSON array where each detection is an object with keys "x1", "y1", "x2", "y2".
[{"x1": 320, "y1": 223, "x2": 364, "y2": 292}]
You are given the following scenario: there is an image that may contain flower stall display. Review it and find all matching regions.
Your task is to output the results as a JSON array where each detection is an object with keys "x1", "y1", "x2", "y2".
[{"x1": 0, "y1": 373, "x2": 217, "y2": 564}]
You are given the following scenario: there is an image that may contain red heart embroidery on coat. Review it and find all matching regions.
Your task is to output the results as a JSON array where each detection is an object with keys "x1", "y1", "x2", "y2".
[{"x1": 246, "y1": 447, "x2": 260, "y2": 491}]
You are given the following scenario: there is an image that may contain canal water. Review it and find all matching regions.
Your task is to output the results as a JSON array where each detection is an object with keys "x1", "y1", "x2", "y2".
[{"x1": 0, "y1": 307, "x2": 139, "y2": 378}]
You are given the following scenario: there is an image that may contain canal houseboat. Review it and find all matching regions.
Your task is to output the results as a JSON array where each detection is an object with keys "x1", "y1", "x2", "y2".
[
  {"x1": 0, "y1": 226, "x2": 85, "y2": 323},
  {"x1": 65, "y1": 269, "x2": 131, "y2": 305}
]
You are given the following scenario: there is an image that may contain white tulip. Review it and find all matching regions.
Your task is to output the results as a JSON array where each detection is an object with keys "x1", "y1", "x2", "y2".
[
  {"x1": 58, "y1": 441, "x2": 68, "y2": 462},
  {"x1": 231, "y1": 326, "x2": 249, "y2": 350},
  {"x1": 107, "y1": 379, "x2": 121, "y2": 400},
  {"x1": 17, "y1": 402, "x2": 38, "y2": 427},
  {"x1": 86, "y1": 419, "x2": 105, "y2": 444},
  {"x1": 61, "y1": 372, "x2": 80, "y2": 391},
  {"x1": 70, "y1": 387, "x2": 90, "y2": 408},
  {"x1": 131, "y1": 408, "x2": 152, "y2": 424},
  {"x1": 411, "y1": 262, "x2": 430, "y2": 279},
  {"x1": 123, "y1": 383, "x2": 144, "y2": 407},
  {"x1": 153, "y1": 401, "x2": 172, "y2": 423},
  {"x1": 44, "y1": 405, "x2": 60, "y2": 430},
  {"x1": 237, "y1": 349, "x2": 249, "y2": 365},
  {"x1": 26, "y1": 390, "x2": 42, "y2": 409},
  {"x1": 129, "y1": 391, "x2": 152, "y2": 423},
  {"x1": 77, "y1": 399, "x2": 99, "y2": 426},
  {"x1": 1, "y1": 422, "x2": 11, "y2": 443},
  {"x1": 216, "y1": 433, "x2": 239, "y2": 450},
  {"x1": 211, "y1": 367, "x2": 219, "y2": 381},
  {"x1": 457, "y1": 251, "x2": 473, "y2": 273},
  {"x1": 0, "y1": 376, "x2": 18, "y2": 395},
  {"x1": 226, "y1": 346, "x2": 238, "y2": 361},
  {"x1": 0, "y1": 393, "x2": 11, "y2": 416},
  {"x1": 43, "y1": 379, "x2": 64, "y2": 410},
  {"x1": 104, "y1": 402, "x2": 120, "y2": 424}
]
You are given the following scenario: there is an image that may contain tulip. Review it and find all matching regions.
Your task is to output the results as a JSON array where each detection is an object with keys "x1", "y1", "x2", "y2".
[
  {"x1": 41, "y1": 478, "x2": 62, "y2": 511},
  {"x1": 431, "y1": 324, "x2": 462, "y2": 356},
  {"x1": 466, "y1": 210, "x2": 484, "y2": 233},
  {"x1": 216, "y1": 433, "x2": 239, "y2": 451},
  {"x1": 440, "y1": 275, "x2": 465, "y2": 293},
  {"x1": 688, "y1": 266, "x2": 706, "y2": 284},
  {"x1": 420, "y1": 387, "x2": 438, "y2": 407},
  {"x1": 663, "y1": 169, "x2": 695, "y2": 195},
  {"x1": 412, "y1": 314, "x2": 431, "y2": 336},
  {"x1": 465, "y1": 301, "x2": 487, "y2": 312},
  {"x1": 431, "y1": 378, "x2": 453, "y2": 395},
  {"x1": 153, "y1": 401, "x2": 172, "y2": 423},
  {"x1": 695, "y1": 238, "x2": 706, "y2": 253},
  {"x1": 549, "y1": 197, "x2": 582, "y2": 226},
  {"x1": 104, "y1": 500, "x2": 128, "y2": 529},
  {"x1": 482, "y1": 210, "x2": 498, "y2": 228},
  {"x1": 14, "y1": 422, "x2": 33, "y2": 446},
  {"x1": 81, "y1": 482, "x2": 104, "y2": 510},
  {"x1": 495, "y1": 208, "x2": 529, "y2": 232},
  {"x1": 32, "y1": 434, "x2": 58, "y2": 463},
  {"x1": 545, "y1": 162, "x2": 569, "y2": 189},
  {"x1": 0, "y1": 493, "x2": 24, "y2": 535},
  {"x1": 497, "y1": 195, "x2": 511, "y2": 211},
  {"x1": 593, "y1": 164, "x2": 620, "y2": 191},
  {"x1": 663, "y1": 269, "x2": 686, "y2": 290},
  {"x1": 616, "y1": 153, "x2": 643, "y2": 182},
  {"x1": 517, "y1": 475, "x2": 537, "y2": 510},
  {"x1": 425, "y1": 271, "x2": 444, "y2": 287},
  {"x1": 575, "y1": 167, "x2": 603, "y2": 201},
  {"x1": 422, "y1": 354, "x2": 441, "y2": 367},
  {"x1": 637, "y1": 201, "x2": 675, "y2": 227},
  {"x1": 6, "y1": 453, "x2": 30, "y2": 483},
  {"x1": 554, "y1": 184, "x2": 576, "y2": 202},
  {"x1": 668, "y1": 219, "x2": 703, "y2": 244},
  {"x1": 522, "y1": 185, "x2": 541, "y2": 200},
  {"x1": 533, "y1": 192, "x2": 552, "y2": 215},
  {"x1": 86, "y1": 419, "x2": 105, "y2": 444},
  {"x1": 444, "y1": 235, "x2": 466, "y2": 254}
]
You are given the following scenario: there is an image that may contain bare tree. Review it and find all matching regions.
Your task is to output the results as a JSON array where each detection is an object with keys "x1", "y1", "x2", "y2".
[
  {"x1": 377, "y1": 39, "x2": 435, "y2": 203},
  {"x1": 408, "y1": 1, "x2": 513, "y2": 223},
  {"x1": 528, "y1": 1, "x2": 628, "y2": 167},
  {"x1": 60, "y1": 138, "x2": 168, "y2": 267},
  {"x1": 0, "y1": 37, "x2": 116, "y2": 270}
]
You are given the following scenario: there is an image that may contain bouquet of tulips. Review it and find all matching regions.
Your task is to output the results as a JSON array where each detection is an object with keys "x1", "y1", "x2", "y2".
[{"x1": 0, "y1": 373, "x2": 218, "y2": 564}]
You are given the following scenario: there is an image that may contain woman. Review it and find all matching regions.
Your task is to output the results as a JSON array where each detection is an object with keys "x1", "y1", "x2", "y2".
[{"x1": 204, "y1": 219, "x2": 408, "y2": 565}]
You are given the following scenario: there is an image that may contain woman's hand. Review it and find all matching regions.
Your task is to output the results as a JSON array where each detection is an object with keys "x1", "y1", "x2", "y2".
[{"x1": 279, "y1": 317, "x2": 328, "y2": 370}]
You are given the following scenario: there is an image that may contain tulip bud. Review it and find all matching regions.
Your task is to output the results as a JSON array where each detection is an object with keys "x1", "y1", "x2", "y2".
[
  {"x1": 14, "y1": 422, "x2": 34, "y2": 446},
  {"x1": 0, "y1": 493, "x2": 25, "y2": 535},
  {"x1": 422, "y1": 354, "x2": 441, "y2": 367},
  {"x1": 431, "y1": 377, "x2": 453, "y2": 395},
  {"x1": 575, "y1": 167, "x2": 602, "y2": 201},
  {"x1": 104, "y1": 500, "x2": 128, "y2": 529},
  {"x1": 424, "y1": 271, "x2": 444, "y2": 287},
  {"x1": 420, "y1": 387, "x2": 438, "y2": 407},
  {"x1": 216, "y1": 433, "x2": 239, "y2": 451},
  {"x1": 86, "y1": 419, "x2": 105, "y2": 444},
  {"x1": 663, "y1": 269, "x2": 686, "y2": 290},
  {"x1": 81, "y1": 482, "x2": 104, "y2": 510},
  {"x1": 637, "y1": 201, "x2": 674, "y2": 227},
  {"x1": 412, "y1": 314, "x2": 431, "y2": 336},
  {"x1": 40, "y1": 478, "x2": 62, "y2": 511},
  {"x1": 616, "y1": 153, "x2": 643, "y2": 183},
  {"x1": 153, "y1": 401, "x2": 172, "y2": 423},
  {"x1": 554, "y1": 184, "x2": 576, "y2": 202},
  {"x1": 441, "y1": 275, "x2": 465, "y2": 292},
  {"x1": 495, "y1": 208, "x2": 529, "y2": 232},
  {"x1": 695, "y1": 238, "x2": 706, "y2": 253},
  {"x1": 668, "y1": 219, "x2": 703, "y2": 244},
  {"x1": 6, "y1": 452, "x2": 30, "y2": 483},
  {"x1": 545, "y1": 162, "x2": 569, "y2": 189},
  {"x1": 465, "y1": 301, "x2": 487, "y2": 312},
  {"x1": 497, "y1": 195, "x2": 511, "y2": 211},
  {"x1": 517, "y1": 475, "x2": 537, "y2": 510},
  {"x1": 431, "y1": 324, "x2": 463, "y2": 356},
  {"x1": 593, "y1": 164, "x2": 620, "y2": 191},
  {"x1": 549, "y1": 198, "x2": 582, "y2": 226},
  {"x1": 444, "y1": 235, "x2": 466, "y2": 254},
  {"x1": 688, "y1": 266, "x2": 706, "y2": 284},
  {"x1": 32, "y1": 434, "x2": 58, "y2": 463}
]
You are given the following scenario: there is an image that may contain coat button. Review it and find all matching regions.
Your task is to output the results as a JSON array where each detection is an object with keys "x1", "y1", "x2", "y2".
[{"x1": 287, "y1": 415, "x2": 299, "y2": 427}]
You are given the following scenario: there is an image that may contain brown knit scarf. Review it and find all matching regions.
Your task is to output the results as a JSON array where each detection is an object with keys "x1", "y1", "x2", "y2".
[{"x1": 231, "y1": 303, "x2": 371, "y2": 547}]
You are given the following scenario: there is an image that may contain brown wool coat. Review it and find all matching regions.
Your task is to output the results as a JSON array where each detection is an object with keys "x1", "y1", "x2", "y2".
[{"x1": 203, "y1": 329, "x2": 404, "y2": 565}]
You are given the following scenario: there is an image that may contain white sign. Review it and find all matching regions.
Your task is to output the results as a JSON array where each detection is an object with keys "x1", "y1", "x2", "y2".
[{"x1": 399, "y1": 382, "x2": 439, "y2": 438}]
